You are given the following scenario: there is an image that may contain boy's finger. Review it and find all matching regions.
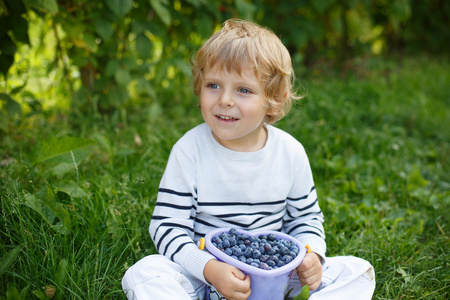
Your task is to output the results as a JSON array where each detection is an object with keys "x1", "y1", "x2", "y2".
[
  {"x1": 234, "y1": 274, "x2": 251, "y2": 292},
  {"x1": 232, "y1": 268, "x2": 247, "y2": 280}
]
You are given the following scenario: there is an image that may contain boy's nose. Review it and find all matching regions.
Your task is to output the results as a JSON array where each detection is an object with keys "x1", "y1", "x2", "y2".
[{"x1": 218, "y1": 91, "x2": 235, "y2": 107}]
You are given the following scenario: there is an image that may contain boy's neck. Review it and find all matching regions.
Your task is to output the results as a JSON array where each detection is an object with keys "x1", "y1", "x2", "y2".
[{"x1": 211, "y1": 124, "x2": 268, "y2": 152}]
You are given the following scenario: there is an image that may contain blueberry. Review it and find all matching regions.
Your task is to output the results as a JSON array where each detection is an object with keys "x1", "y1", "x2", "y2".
[
  {"x1": 233, "y1": 247, "x2": 242, "y2": 257},
  {"x1": 253, "y1": 249, "x2": 261, "y2": 259},
  {"x1": 267, "y1": 259, "x2": 276, "y2": 267},
  {"x1": 222, "y1": 239, "x2": 230, "y2": 248},
  {"x1": 244, "y1": 247, "x2": 253, "y2": 258},
  {"x1": 259, "y1": 234, "x2": 267, "y2": 240},
  {"x1": 239, "y1": 256, "x2": 247, "y2": 263},
  {"x1": 224, "y1": 248, "x2": 233, "y2": 256},
  {"x1": 237, "y1": 233, "x2": 248, "y2": 241},
  {"x1": 246, "y1": 258, "x2": 254, "y2": 264},
  {"x1": 260, "y1": 263, "x2": 269, "y2": 270},
  {"x1": 267, "y1": 233, "x2": 277, "y2": 241},
  {"x1": 229, "y1": 228, "x2": 238, "y2": 235},
  {"x1": 280, "y1": 247, "x2": 290, "y2": 256},
  {"x1": 269, "y1": 255, "x2": 279, "y2": 264},
  {"x1": 277, "y1": 260, "x2": 285, "y2": 267},
  {"x1": 282, "y1": 255, "x2": 293, "y2": 264},
  {"x1": 250, "y1": 241, "x2": 259, "y2": 249},
  {"x1": 250, "y1": 262, "x2": 260, "y2": 268},
  {"x1": 260, "y1": 255, "x2": 268, "y2": 262}
]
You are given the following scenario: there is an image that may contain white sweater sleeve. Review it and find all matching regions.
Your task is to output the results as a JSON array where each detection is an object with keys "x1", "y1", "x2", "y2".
[
  {"x1": 282, "y1": 145, "x2": 327, "y2": 260},
  {"x1": 149, "y1": 141, "x2": 215, "y2": 284}
]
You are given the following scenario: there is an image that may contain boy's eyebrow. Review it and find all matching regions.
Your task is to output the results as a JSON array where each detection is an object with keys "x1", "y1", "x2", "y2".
[{"x1": 203, "y1": 76, "x2": 260, "y2": 89}]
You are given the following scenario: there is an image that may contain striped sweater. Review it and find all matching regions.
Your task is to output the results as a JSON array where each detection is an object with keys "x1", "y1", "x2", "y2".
[{"x1": 149, "y1": 123, "x2": 326, "y2": 283}]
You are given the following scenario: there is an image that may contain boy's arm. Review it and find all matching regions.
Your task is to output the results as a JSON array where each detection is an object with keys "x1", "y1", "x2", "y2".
[
  {"x1": 150, "y1": 142, "x2": 215, "y2": 284},
  {"x1": 283, "y1": 145, "x2": 326, "y2": 261}
]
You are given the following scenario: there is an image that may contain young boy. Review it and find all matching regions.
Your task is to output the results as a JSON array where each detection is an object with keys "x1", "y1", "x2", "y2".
[{"x1": 122, "y1": 19, "x2": 375, "y2": 300}]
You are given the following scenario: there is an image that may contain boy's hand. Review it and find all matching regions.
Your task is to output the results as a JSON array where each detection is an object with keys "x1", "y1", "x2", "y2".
[
  {"x1": 296, "y1": 252, "x2": 322, "y2": 291},
  {"x1": 204, "y1": 259, "x2": 251, "y2": 300}
]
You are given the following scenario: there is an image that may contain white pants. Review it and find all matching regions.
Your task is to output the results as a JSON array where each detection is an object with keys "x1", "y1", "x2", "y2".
[{"x1": 122, "y1": 255, "x2": 375, "y2": 300}]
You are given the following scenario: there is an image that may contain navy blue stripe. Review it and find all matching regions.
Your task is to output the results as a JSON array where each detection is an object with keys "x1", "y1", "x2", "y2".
[
  {"x1": 199, "y1": 199, "x2": 285, "y2": 206},
  {"x1": 214, "y1": 211, "x2": 275, "y2": 218},
  {"x1": 156, "y1": 228, "x2": 173, "y2": 251},
  {"x1": 170, "y1": 241, "x2": 194, "y2": 261},
  {"x1": 287, "y1": 186, "x2": 315, "y2": 201},
  {"x1": 296, "y1": 198, "x2": 318, "y2": 212},
  {"x1": 286, "y1": 223, "x2": 324, "y2": 235},
  {"x1": 163, "y1": 234, "x2": 185, "y2": 256},
  {"x1": 296, "y1": 230, "x2": 324, "y2": 238},
  {"x1": 286, "y1": 209, "x2": 322, "y2": 220},
  {"x1": 159, "y1": 188, "x2": 192, "y2": 197},
  {"x1": 284, "y1": 217, "x2": 320, "y2": 225},
  {"x1": 153, "y1": 221, "x2": 193, "y2": 239},
  {"x1": 155, "y1": 202, "x2": 195, "y2": 210}
]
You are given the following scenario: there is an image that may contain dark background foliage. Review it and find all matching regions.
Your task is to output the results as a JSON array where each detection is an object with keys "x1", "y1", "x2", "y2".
[{"x1": 1, "y1": 0, "x2": 449, "y2": 126}]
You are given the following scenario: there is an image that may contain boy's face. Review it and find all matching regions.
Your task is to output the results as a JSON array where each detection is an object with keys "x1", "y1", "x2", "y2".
[{"x1": 200, "y1": 65, "x2": 269, "y2": 151}]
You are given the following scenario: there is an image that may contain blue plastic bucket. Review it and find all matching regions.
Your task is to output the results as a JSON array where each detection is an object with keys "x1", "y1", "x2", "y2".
[{"x1": 203, "y1": 228, "x2": 307, "y2": 300}]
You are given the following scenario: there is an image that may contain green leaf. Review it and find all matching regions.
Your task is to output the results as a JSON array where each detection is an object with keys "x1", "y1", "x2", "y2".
[
  {"x1": 94, "y1": 18, "x2": 114, "y2": 41},
  {"x1": 11, "y1": 16, "x2": 30, "y2": 44},
  {"x1": 107, "y1": 85, "x2": 129, "y2": 107},
  {"x1": 293, "y1": 285, "x2": 309, "y2": 300},
  {"x1": 57, "y1": 182, "x2": 88, "y2": 199},
  {"x1": 105, "y1": 59, "x2": 120, "y2": 77},
  {"x1": 35, "y1": 136, "x2": 95, "y2": 164},
  {"x1": 148, "y1": 0, "x2": 171, "y2": 27},
  {"x1": 23, "y1": 0, "x2": 59, "y2": 14},
  {"x1": 0, "y1": 110, "x2": 8, "y2": 132},
  {"x1": 55, "y1": 259, "x2": 68, "y2": 288},
  {"x1": 5, "y1": 285, "x2": 22, "y2": 300},
  {"x1": 0, "y1": 35, "x2": 17, "y2": 55},
  {"x1": 115, "y1": 67, "x2": 132, "y2": 86},
  {"x1": 0, "y1": 93, "x2": 22, "y2": 117},
  {"x1": 106, "y1": 0, "x2": 134, "y2": 18},
  {"x1": 32, "y1": 290, "x2": 48, "y2": 300},
  {"x1": 235, "y1": 0, "x2": 256, "y2": 20},
  {"x1": 82, "y1": 33, "x2": 97, "y2": 52},
  {"x1": 0, "y1": 54, "x2": 14, "y2": 76},
  {"x1": 23, "y1": 191, "x2": 72, "y2": 234},
  {"x1": 0, "y1": 246, "x2": 21, "y2": 277},
  {"x1": 135, "y1": 33, "x2": 153, "y2": 59},
  {"x1": 310, "y1": 0, "x2": 335, "y2": 13}
]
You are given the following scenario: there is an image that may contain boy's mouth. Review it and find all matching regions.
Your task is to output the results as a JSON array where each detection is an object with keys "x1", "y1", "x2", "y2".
[{"x1": 216, "y1": 114, "x2": 239, "y2": 121}]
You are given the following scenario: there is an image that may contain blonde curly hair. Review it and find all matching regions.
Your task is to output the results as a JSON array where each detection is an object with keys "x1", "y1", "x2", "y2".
[{"x1": 192, "y1": 19, "x2": 302, "y2": 124}]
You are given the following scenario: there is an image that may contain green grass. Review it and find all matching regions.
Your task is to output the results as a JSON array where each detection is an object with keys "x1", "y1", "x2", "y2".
[{"x1": 1, "y1": 55, "x2": 449, "y2": 299}]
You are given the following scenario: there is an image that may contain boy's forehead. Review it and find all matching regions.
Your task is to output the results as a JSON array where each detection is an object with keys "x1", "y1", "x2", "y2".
[{"x1": 204, "y1": 64, "x2": 258, "y2": 79}]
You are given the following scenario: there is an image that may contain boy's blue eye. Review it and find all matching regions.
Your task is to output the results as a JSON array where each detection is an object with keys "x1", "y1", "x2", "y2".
[
  {"x1": 208, "y1": 83, "x2": 219, "y2": 89},
  {"x1": 238, "y1": 88, "x2": 251, "y2": 94}
]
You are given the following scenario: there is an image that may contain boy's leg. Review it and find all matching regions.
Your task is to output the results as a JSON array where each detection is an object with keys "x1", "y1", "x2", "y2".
[
  {"x1": 122, "y1": 254, "x2": 206, "y2": 300},
  {"x1": 286, "y1": 256, "x2": 375, "y2": 300}
]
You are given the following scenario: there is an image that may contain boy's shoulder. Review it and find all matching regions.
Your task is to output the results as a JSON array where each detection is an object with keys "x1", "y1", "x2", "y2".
[
  {"x1": 267, "y1": 125, "x2": 305, "y2": 151},
  {"x1": 172, "y1": 123, "x2": 208, "y2": 150}
]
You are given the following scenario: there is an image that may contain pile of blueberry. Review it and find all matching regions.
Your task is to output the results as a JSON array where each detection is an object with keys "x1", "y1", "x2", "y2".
[{"x1": 210, "y1": 228, "x2": 299, "y2": 270}]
